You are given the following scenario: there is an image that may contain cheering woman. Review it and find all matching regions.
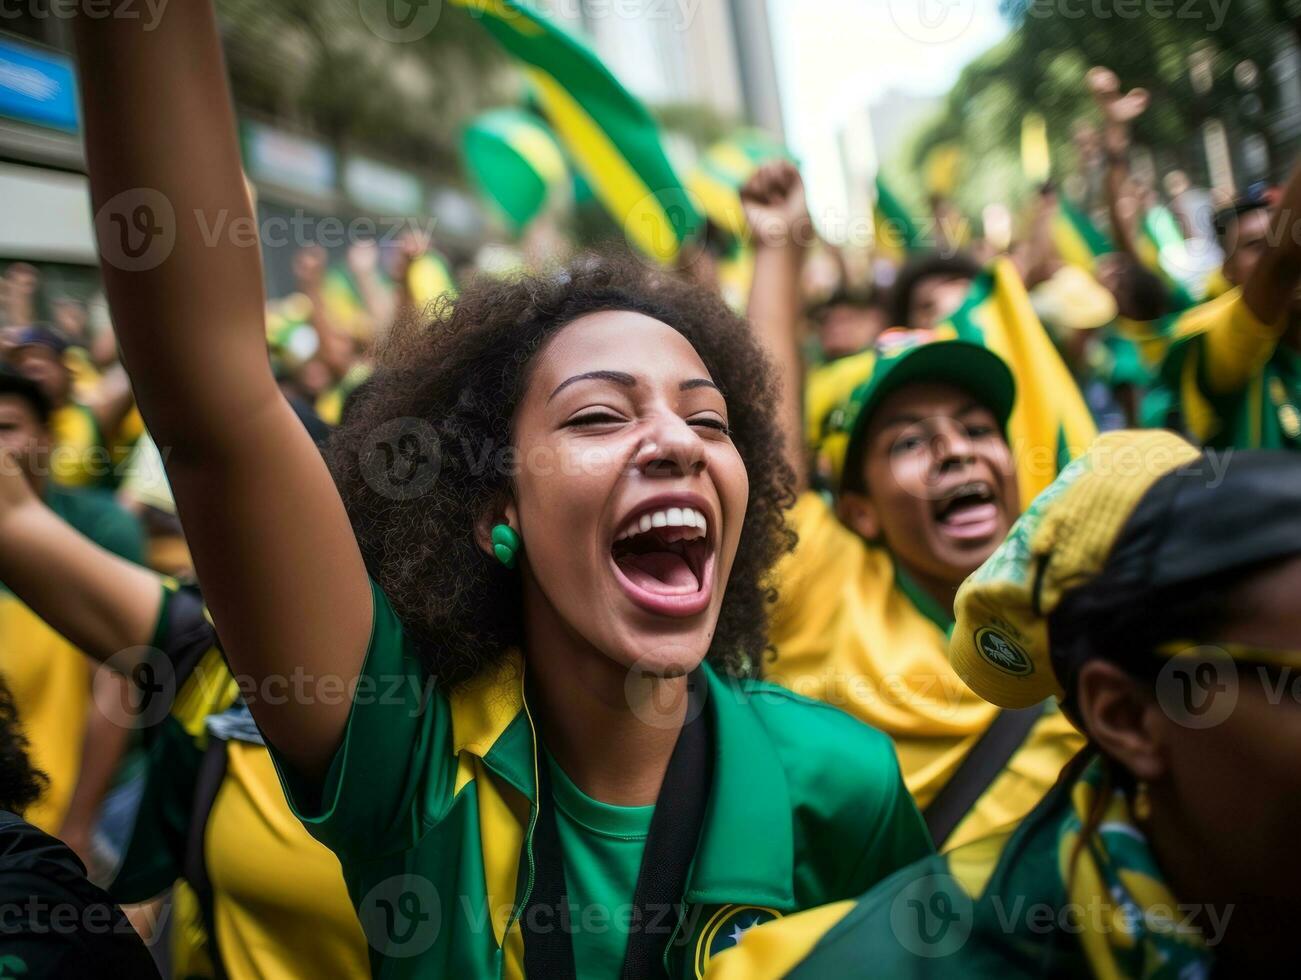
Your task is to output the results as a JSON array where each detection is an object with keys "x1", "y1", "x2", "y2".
[{"x1": 69, "y1": 5, "x2": 932, "y2": 978}]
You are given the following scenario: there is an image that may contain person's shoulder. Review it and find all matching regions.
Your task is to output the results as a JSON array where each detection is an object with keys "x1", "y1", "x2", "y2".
[
  {"x1": 0, "y1": 809, "x2": 84, "y2": 872},
  {"x1": 0, "y1": 812, "x2": 162, "y2": 978},
  {"x1": 725, "y1": 676, "x2": 900, "y2": 779}
]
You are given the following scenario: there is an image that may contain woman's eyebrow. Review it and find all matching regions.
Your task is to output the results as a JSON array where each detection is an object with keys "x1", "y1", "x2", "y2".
[
  {"x1": 548, "y1": 370, "x2": 637, "y2": 403},
  {"x1": 680, "y1": 378, "x2": 720, "y2": 392}
]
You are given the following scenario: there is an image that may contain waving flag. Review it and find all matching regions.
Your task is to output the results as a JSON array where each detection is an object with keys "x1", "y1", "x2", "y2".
[
  {"x1": 686, "y1": 129, "x2": 790, "y2": 240},
  {"x1": 462, "y1": 108, "x2": 568, "y2": 232},
  {"x1": 873, "y1": 175, "x2": 925, "y2": 263},
  {"x1": 450, "y1": 0, "x2": 699, "y2": 261},
  {"x1": 1137, "y1": 205, "x2": 1200, "y2": 307},
  {"x1": 944, "y1": 258, "x2": 1098, "y2": 499},
  {"x1": 1052, "y1": 197, "x2": 1113, "y2": 273}
]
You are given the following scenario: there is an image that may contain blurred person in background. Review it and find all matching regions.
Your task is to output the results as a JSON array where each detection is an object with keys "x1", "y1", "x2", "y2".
[
  {"x1": 1, "y1": 262, "x2": 40, "y2": 329},
  {"x1": 806, "y1": 284, "x2": 889, "y2": 362},
  {"x1": 0, "y1": 367, "x2": 145, "y2": 874},
  {"x1": 7, "y1": 325, "x2": 137, "y2": 490},
  {"x1": 889, "y1": 252, "x2": 983, "y2": 331}
]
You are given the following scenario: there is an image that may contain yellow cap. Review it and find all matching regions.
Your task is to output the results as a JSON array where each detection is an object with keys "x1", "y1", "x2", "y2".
[{"x1": 950, "y1": 430, "x2": 1200, "y2": 708}]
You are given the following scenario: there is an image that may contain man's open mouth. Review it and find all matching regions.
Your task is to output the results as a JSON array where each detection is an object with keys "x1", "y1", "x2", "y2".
[
  {"x1": 610, "y1": 504, "x2": 715, "y2": 617},
  {"x1": 931, "y1": 481, "x2": 1001, "y2": 541}
]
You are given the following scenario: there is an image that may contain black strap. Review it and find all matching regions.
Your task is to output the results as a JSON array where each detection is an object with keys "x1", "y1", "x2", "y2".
[
  {"x1": 522, "y1": 676, "x2": 713, "y2": 980},
  {"x1": 183, "y1": 736, "x2": 229, "y2": 980},
  {"x1": 923, "y1": 704, "x2": 1044, "y2": 848}
]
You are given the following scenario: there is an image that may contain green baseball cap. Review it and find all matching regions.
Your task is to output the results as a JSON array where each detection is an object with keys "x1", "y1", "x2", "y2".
[{"x1": 826, "y1": 331, "x2": 1017, "y2": 495}]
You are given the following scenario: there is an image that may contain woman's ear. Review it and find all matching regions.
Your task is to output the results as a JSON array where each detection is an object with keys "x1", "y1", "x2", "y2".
[
  {"x1": 838, "y1": 491, "x2": 881, "y2": 542},
  {"x1": 474, "y1": 497, "x2": 520, "y2": 560},
  {"x1": 1075, "y1": 660, "x2": 1168, "y2": 783}
]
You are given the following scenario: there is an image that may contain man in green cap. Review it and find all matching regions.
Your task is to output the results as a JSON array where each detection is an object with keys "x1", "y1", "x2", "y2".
[{"x1": 742, "y1": 162, "x2": 1084, "y2": 865}]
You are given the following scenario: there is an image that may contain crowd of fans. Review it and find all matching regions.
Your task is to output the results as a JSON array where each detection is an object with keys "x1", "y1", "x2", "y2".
[{"x1": 0, "y1": 6, "x2": 1299, "y2": 978}]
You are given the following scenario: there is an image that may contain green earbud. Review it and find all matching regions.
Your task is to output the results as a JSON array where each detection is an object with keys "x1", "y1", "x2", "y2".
[{"x1": 490, "y1": 524, "x2": 522, "y2": 569}]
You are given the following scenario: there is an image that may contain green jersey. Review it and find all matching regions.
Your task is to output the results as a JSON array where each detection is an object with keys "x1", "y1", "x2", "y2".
[
  {"x1": 707, "y1": 758, "x2": 1218, "y2": 979},
  {"x1": 267, "y1": 582, "x2": 933, "y2": 978}
]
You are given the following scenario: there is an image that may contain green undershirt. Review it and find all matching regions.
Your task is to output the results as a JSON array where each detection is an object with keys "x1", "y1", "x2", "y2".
[{"x1": 547, "y1": 755, "x2": 654, "y2": 979}]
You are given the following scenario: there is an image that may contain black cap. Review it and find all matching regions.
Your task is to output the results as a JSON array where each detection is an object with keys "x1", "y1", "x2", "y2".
[{"x1": 1050, "y1": 450, "x2": 1301, "y2": 688}]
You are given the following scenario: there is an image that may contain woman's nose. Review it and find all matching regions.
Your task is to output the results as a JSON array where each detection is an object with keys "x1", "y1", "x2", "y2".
[{"x1": 634, "y1": 415, "x2": 706, "y2": 478}]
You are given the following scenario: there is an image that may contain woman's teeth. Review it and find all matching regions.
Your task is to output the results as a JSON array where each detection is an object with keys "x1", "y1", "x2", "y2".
[{"x1": 615, "y1": 506, "x2": 708, "y2": 542}]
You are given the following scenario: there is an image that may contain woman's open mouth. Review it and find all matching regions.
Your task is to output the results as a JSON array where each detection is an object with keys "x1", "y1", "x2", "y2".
[{"x1": 610, "y1": 502, "x2": 715, "y2": 617}]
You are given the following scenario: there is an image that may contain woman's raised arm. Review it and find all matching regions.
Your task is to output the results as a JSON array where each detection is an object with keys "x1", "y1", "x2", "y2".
[{"x1": 71, "y1": 2, "x2": 370, "y2": 781}]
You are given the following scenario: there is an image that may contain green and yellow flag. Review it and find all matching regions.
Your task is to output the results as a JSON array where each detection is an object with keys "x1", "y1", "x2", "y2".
[
  {"x1": 945, "y1": 258, "x2": 1098, "y2": 499},
  {"x1": 1052, "y1": 197, "x2": 1113, "y2": 274},
  {"x1": 686, "y1": 129, "x2": 790, "y2": 241},
  {"x1": 451, "y1": 0, "x2": 699, "y2": 262},
  {"x1": 1137, "y1": 205, "x2": 1200, "y2": 307},
  {"x1": 873, "y1": 175, "x2": 925, "y2": 264},
  {"x1": 461, "y1": 108, "x2": 568, "y2": 232}
]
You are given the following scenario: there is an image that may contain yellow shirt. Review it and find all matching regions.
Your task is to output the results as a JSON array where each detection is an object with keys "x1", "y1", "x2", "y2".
[
  {"x1": 767, "y1": 494, "x2": 1083, "y2": 851},
  {"x1": 115, "y1": 585, "x2": 369, "y2": 979},
  {"x1": 206, "y1": 742, "x2": 368, "y2": 979},
  {"x1": 49, "y1": 402, "x2": 107, "y2": 489},
  {"x1": 0, "y1": 593, "x2": 90, "y2": 833}
]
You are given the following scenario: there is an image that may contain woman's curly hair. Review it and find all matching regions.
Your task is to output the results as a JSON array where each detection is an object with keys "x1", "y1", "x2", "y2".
[
  {"x1": 329, "y1": 252, "x2": 796, "y2": 689},
  {"x1": 0, "y1": 678, "x2": 48, "y2": 816}
]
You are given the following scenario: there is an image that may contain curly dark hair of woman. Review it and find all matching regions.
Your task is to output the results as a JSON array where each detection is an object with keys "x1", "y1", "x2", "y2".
[
  {"x1": 0, "y1": 677, "x2": 49, "y2": 816},
  {"x1": 329, "y1": 251, "x2": 797, "y2": 688}
]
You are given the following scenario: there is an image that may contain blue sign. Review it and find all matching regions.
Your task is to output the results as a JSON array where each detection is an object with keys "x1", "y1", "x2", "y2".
[{"x1": 0, "y1": 37, "x2": 79, "y2": 132}]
